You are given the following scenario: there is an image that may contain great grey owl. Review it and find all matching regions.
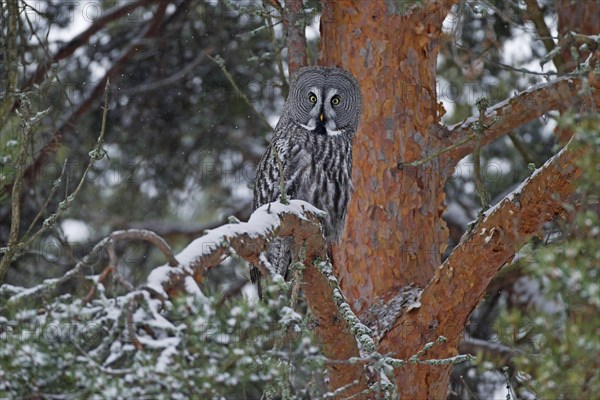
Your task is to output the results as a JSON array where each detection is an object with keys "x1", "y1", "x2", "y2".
[{"x1": 251, "y1": 66, "x2": 362, "y2": 297}]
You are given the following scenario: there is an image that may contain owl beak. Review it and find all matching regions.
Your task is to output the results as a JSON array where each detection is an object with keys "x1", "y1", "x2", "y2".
[{"x1": 319, "y1": 113, "x2": 324, "y2": 122}]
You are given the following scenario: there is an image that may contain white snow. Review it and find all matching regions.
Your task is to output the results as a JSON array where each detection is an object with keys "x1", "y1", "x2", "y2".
[
  {"x1": 146, "y1": 265, "x2": 175, "y2": 298},
  {"x1": 146, "y1": 200, "x2": 324, "y2": 294},
  {"x1": 184, "y1": 276, "x2": 208, "y2": 303},
  {"x1": 279, "y1": 306, "x2": 302, "y2": 326},
  {"x1": 156, "y1": 346, "x2": 178, "y2": 373},
  {"x1": 137, "y1": 335, "x2": 180, "y2": 349}
]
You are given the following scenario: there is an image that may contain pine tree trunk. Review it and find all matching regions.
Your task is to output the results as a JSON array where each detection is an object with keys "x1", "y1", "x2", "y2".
[
  {"x1": 320, "y1": 1, "x2": 454, "y2": 397},
  {"x1": 318, "y1": 0, "x2": 599, "y2": 398},
  {"x1": 320, "y1": 0, "x2": 451, "y2": 309}
]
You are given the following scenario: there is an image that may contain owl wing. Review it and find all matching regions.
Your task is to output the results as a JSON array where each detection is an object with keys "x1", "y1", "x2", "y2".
[{"x1": 250, "y1": 136, "x2": 295, "y2": 298}]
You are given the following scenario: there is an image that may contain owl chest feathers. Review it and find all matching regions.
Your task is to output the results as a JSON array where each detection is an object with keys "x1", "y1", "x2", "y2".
[{"x1": 277, "y1": 128, "x2": 352, "y2": 241}]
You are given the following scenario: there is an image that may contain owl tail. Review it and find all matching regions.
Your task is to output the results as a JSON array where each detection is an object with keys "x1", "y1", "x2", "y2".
[
  {"x1": 249, "y1": 264, "x2": 263, "y2": 299},
  {"x1": 249, "y1": 237, "x2": 292, "y2": 300}
]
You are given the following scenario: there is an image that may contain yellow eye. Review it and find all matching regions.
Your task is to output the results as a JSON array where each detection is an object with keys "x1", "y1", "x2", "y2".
[
  {"x1": 331, "y1": 95, "x2": 341, "y2": 105},
  {"x1": 309, "y1": 94, "x2": 317, "y2": 103}
]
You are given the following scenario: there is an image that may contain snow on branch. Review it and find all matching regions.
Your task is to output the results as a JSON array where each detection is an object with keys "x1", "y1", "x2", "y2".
[
  {"x1": 443, "y1": 76, "x2": 597, "y2": 162},
  {"x1": 387, "y1": 136, "x2": 582, "y2": 356},
  {"x1": 144, "y1": 200, "x2": 327, "y2": 297},
  {"x1": 141, "y1": 199, "x2": 377, "y2": 395},
  {"x1": 4, "y1": 229, "x2": 177, "y2": 306}
]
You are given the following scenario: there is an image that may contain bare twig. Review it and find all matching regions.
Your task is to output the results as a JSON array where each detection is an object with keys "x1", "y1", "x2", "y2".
[
  {"x1": 119, "y1": 52, "x2": 206, "y2": 95},
  {"x1": 0, "y1": 95, "x2": 51, "y2": 281},
  {"x1": 458, "y1": 336, "x2": 520, "y2": 364},
  {"x1": 264, "y1": 4, "x2": 288, "y2": 97},
  {"x1": 8, "y1": 1, "x2": 168, "y2": 195},
  {"x1": 398, "y1": 133, "x2": 474, "y2": 167},
  {"x1": 5, "y1": 228, "x2": 177, "y2": 307},
  {"x1": 21, "y1": 158, "x2": 68, "y2": 241},
  {"x1": 19, "y1": 80, "x2": 111, "y2": 251},
  {"x1": 22, "y1": 0, "x2": 155, "y2": 91},
  {"x1": 207, "y1": 53, "x2": 273, "y2": 130},
  {"x1": 507, "y1": 132, "x2": 539, "y2": 166},
  {"x1": 272, "y1": 146, "x2": 289, "y2": 204},
  {"x1": 473, "y1": 98, "x2": 491, "y2": 210},
  {"x1": 84, "y1": 263, "x2": 115, "y2": 303},
  {"x1": 0, "y1": 0, "x2": 19, "y2": 125},
  {"x1": 74, "y1": 342, "x2": 134, "y2": 376},
  {"x1": 524, "y1": 0, "x2": 564, "y2": 71}
]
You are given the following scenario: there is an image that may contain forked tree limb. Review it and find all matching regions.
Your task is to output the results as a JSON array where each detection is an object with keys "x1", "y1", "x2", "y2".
[
  {"x1": 380, "y1": 135, "x2": 583, "y2": 396},
  {"x1": 426, "y1": 137, "x2": 581, "y2": 336}
]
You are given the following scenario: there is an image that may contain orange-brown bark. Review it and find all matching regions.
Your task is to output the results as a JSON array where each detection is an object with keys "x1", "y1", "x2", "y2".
[
  {"x1": 443, "y1": 76, "x2": 598, "y2": 163},
  {"x1": 380, "y1": 139, "x2": 582, "y2": 398},
  {"x1": 317, "y1": 0, "x2": 596, "y2": 397},
  {"x1": 557, "y1": 1, "x2": 600, "y2": 74},
  {"x1": 282, "y1": 0, "x2": 308, "y2": 77},
  {"x1": 321, "y1": 0, "x2": 454, "y2": 314}
]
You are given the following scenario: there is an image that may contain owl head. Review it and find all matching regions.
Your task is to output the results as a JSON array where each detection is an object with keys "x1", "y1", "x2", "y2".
[{"x1": 285, "y1": 66, "x2": 362, "y2": 137}]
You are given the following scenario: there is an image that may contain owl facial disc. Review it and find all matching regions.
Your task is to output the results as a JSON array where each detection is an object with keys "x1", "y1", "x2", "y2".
[{"x1": 299, "y1": 87, "x2": 343, "y2": 136}]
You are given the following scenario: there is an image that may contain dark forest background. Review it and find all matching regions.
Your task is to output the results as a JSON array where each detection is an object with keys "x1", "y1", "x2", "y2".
[{"x1": 0, "y1": 1, "x2": 598, "y2": 398}]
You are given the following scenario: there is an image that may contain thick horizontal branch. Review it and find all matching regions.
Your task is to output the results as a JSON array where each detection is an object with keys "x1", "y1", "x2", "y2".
[
  {"x1": 144, "y1": 200, "x2": 369, "y2": 393},
  {"x1": 443, "y1": 76, "x2": 595, "y2": 163},
  {"x1": 145, "y1": 201, "x2": 326, "y2": 295}
]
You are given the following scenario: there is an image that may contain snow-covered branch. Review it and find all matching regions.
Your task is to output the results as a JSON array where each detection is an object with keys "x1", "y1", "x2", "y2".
[
  {"x1": 145, "y1": 200, "x2": 327, "y2": 297},
  {"x1": 3, "y1": 229, "x2": 177, "y2": 306},
  {"x1": 381, "y1": 136, "x2": 583, "y2": 382},
  {"x1": 442, "y1": 76, "x2": 597, "y2": 163},
  {"x1": 142, "y1": 200, "x2": 372, "y2": 394}
]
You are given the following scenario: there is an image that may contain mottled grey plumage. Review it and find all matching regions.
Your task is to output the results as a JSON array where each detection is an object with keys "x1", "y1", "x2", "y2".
[{"x1": 251, "y1": 66, "x2": 362, "y2": 296}]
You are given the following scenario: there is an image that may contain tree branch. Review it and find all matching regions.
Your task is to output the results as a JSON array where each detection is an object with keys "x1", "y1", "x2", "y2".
[
  {"x1": 2, "y1": 0, "x2": 155, "y2": 128},
  {"x1": 382, "y1": 135, "x2": 582, "y2": 391},
  {"x1": 124, "y1": 200, "x2": 251, "y2": 238},
  {"x1": 0, "y1": 0, "x2": 18, "y2": 123},
  {"x1": 458, "y1": 336, "x2": 520, "y2": 365},
  {"x1": 4, "y1": 229, "x2": 177, "y2": 306},
  {"x1": 23, "y1": 0, "x2": 156, "y2": 90},
  {"x1": 523, "y1": 0, "x2": 563, "y2": 71},
  {"x1": 282, "y1": 0, "x2": 307, "y2": 77},
  {"x1": 430, "y1": 136, "x2": 581, "y2": 329},
  {"x1": 144, "y1": 200, "x2": 369, "y2": 394},
  {"x1": 17, "y1": 1, "x2": 169, "y2": 191},
  {"x1": 442, "y1": 76, "x2": 596, "y2": 163}
]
